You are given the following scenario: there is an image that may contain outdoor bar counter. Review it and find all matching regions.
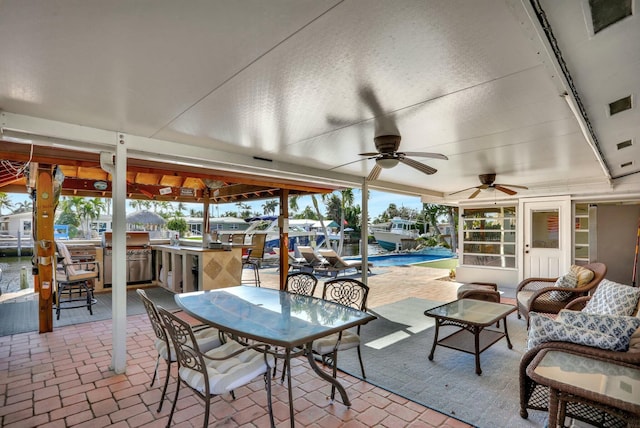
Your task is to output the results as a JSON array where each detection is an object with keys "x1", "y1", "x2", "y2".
[{"x1": 152, "y1": 244, "x2": 243, "y2": 292}]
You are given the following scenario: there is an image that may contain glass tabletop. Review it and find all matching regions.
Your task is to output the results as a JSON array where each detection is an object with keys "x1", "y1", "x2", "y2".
[
  {"x1": 424, "y1": 299, "x2": 515, "y2": 325},
  {"x1": 175, "y1": 286, "x2": 375, "y2": 348},
  {"x1": 534, "y1": 350, "x2": 640, "y2": 406}
]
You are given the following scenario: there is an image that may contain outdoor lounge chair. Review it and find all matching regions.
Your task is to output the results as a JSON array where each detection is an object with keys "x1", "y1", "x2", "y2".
[
  {"x1": 297, "y1": 246, "x2": 329, "y2": 270},
  {"x1": 318, "y1": 249, "x2": 373, "y2": 277}
]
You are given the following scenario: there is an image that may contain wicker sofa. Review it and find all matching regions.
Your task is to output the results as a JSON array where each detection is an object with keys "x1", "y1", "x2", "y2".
[{"x1": 519, "y1": 294, "x2": 640, "y2": 427}]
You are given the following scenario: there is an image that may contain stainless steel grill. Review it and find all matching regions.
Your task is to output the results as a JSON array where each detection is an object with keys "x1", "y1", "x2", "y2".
[{"x1": 103, "y1": 232, "x2": 153, "y2": 286}]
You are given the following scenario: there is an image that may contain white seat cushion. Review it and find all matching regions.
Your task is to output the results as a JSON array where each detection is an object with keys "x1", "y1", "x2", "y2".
[
  {"x1": 179, "y1": 341, "x2": 274, "y2": 395},
  {"x1": 155, "y1": 326, "x2": 221, "y2": 361},
  {"x1": 312, "y1": 330, "x2": 360, "y2": 355}
]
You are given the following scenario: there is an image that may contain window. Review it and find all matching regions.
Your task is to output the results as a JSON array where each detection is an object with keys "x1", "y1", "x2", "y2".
[{"x1": 461, "y1": 206, "x2": 516, "y2": 268}]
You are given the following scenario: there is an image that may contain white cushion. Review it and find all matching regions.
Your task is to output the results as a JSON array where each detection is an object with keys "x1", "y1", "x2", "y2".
[
  {"x1": 156, "y1": 326, "x2": 221, "y2": 361},
  {"x1": 582, "y1": 279, "x2": 640, "y2": 316},
  {"x1": 312, "y1": 330, "x2": 360, "y2": 355},
  {"x1": 179, "y1": 341, "x2": 273, "y2": 396}
]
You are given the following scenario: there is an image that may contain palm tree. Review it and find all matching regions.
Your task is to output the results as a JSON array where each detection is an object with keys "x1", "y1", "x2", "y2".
[
  {"x1": 0, "y1": 192, "x2": 14, "y2": 215},
  {"x1": 262, "y1": 199, "x2": 278, "y2": 215},
  {"x1": 12, "y1": 200, "x2": 33, "y2": 214},
  {"x1": 78, "y1": 198, "x2": 105, "y2": 238},
  {"x1": 175, "y1": 202, "x2": 187, "y2": 216},
  {"x1": 129, "y1": 199, "x2": 144, "y2": 211},
  {"x1": 337, "y1": 189, "x2": 354, "y2": 255},
  {"x1": 290, "y1": 194, "x2": 331, "y2": 249}
]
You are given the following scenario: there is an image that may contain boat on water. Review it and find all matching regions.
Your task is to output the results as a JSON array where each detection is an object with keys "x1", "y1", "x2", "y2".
[
  {"x1": 218, "y1": 215, "x2": 325, "y2": 255},
  {"x1": 371, "y1": 217, "x2": 421, "y2": 251}
]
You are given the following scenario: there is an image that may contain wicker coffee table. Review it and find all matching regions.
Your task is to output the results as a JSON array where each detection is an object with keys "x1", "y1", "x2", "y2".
[
  {"x1": 527, "y1": 349, "x2": 640, "y2": 428},
  {"x1": 424, "y1": 299, "x2": 516, "y2": 375}
]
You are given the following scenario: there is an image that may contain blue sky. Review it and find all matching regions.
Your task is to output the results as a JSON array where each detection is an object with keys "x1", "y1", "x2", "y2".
[{"x1": 7, "y1": 189, "x2": 423, "y2": 219}]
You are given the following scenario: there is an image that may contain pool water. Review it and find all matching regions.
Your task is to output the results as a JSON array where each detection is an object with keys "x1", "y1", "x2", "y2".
[{"x1": 347, "y1": 253, "x2": 452, "y2": 267}]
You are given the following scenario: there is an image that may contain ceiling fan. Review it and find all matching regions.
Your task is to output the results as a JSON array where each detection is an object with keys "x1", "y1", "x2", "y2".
[
  {"x1": 359, "y1": 134, "x2": 448, "y2": 181},
  {"x1": 450, "y1": 173, "x2": 528, "y2": 199},
  {"x1": 330, "y1": 85, "x2": 447, "y2": 181}
]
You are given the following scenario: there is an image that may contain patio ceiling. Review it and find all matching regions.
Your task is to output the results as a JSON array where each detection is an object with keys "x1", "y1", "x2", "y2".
[{"x1": 0, "y1": 0, "x2": 639, "y2": 203}]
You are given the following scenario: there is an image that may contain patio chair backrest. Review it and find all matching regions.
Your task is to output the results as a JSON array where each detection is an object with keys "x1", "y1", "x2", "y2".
[
  {"x1": 248, "y1": 233, "x2": 267, "y2": 259},
  {"x1": 136, "y1": 289, "x2": 171, "y2": 356},
  {"x1": 156, "y1": 306, "x2": 207, "y2": 380},
  {"x1": 230, "y1": 233, "x2": 246, "y2": 244},
  {"x1": 56, "y1": 241, "x2": 78, "y2": 276},
  {"x1": 286, "y1": 272, "x2": 318, "y2": 296},
  {"x1": 322, "y1": 278, "x2": 369, "y2": 311}
]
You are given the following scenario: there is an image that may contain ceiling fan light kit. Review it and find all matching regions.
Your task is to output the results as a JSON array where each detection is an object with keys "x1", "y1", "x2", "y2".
[{"x1": 376, "y1": 157, "x2": 399, "y2": 169}]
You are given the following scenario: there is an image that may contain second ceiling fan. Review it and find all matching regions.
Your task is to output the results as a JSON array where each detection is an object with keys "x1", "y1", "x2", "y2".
[{"x1": 450, "y1": 173, "x2": 528, "y2": 199}]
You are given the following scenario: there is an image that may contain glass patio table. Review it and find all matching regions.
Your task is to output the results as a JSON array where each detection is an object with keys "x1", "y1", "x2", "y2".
[
  {"x1": 424, "y1": 298, "x2": 516, "y2": 375},
  {"x1": 174, "y1": 285, "x2": 376, "y2": 426},
  {"x1": 527, "y1": 349, "x2": 640, "y2": 427}
]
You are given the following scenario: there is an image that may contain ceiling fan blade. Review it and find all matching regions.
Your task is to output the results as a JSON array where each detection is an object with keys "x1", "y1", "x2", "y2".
[
  {"x1": 329, "y1": 157, "x2": 370, "y2": 171},
  {"x1": 494, "y1": 185, "x2": 517, "y2": 196},
  {"x1": 358, "y1": 152, "x2": 380, "y2": 157},
  {"x1": 402, "y1": 152, "x2": 449, "y2": 160},
  {"x1": 469, "y1": 188, "x2": 482, "y2": 199},
  {"x1": 494, "y1": 183, "x2": 528, "y2": 189},
  {"x1": 366, "y1": 164, "x2": 382, "y2": 181},
  {"x1": 449, "y1": 186, "x2": 481, "y2": 196},
  {"x1": 398, "y1": 157, "x2": 436, "y2": 175}
]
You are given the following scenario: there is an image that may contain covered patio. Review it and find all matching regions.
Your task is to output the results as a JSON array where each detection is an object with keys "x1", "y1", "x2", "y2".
[{"x1": 1, "y1": 1, "x2": 640, "y2": 427}]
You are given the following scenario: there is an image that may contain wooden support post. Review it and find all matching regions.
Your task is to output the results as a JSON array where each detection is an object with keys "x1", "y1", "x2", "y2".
[
  {"x1": 279, "y1": 190, "x2": 289, "y2": 291},
  {"x1": 36, "y1": 164, "x2": 55, "y2": 333}
]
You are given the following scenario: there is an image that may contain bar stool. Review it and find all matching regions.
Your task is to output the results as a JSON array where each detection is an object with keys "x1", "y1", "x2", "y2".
[
  {"x1": 54, "y1": 241, "x2": 99, "y2": 320},
  {"x1": 242, "y1": 234, "x2": 266, "y2": 287}
]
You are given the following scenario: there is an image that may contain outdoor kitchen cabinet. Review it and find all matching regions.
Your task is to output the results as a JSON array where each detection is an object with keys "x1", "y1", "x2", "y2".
[{"x1": 152, "y1": 245, "x2": 243, "y2": 292}]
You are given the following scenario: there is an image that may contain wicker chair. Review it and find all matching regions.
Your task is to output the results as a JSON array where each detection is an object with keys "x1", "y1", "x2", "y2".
[
  {"x1": 516, "y1": 262, "x2": 607, "y2": 326},
  {"x1": 519, "y1": 295, "x2": 640, "y2": 428}
]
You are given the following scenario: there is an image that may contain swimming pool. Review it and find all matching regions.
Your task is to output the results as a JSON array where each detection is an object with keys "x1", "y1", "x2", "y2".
[{"x1": 347, "y1": 253, "x2": 453, "y2": 267}]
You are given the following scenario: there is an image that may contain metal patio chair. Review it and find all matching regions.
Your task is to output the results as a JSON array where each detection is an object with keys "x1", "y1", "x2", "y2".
[
  {"x1": 312, "y1": 278, "x2": 369, "y2": 380},
  {"x1": 157, "y1": 306, "x2": 275, "y2": 427},
  {"x1": 136, "y1": 289, "x2": 221, "y2": 412}
]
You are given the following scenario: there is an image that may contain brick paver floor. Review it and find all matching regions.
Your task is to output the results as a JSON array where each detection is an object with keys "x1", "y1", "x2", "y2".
[{"x1": 0, "y1": 265, "x2": 474, "y2": 427}]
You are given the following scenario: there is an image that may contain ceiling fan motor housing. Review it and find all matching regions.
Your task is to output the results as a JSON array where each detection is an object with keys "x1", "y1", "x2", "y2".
[
  {"x1": 374, "y1": 135, "x2": 401, "y2": 153},
  {"x1": 479, "y1": 173, "x2": 496, "y2": 185}
]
